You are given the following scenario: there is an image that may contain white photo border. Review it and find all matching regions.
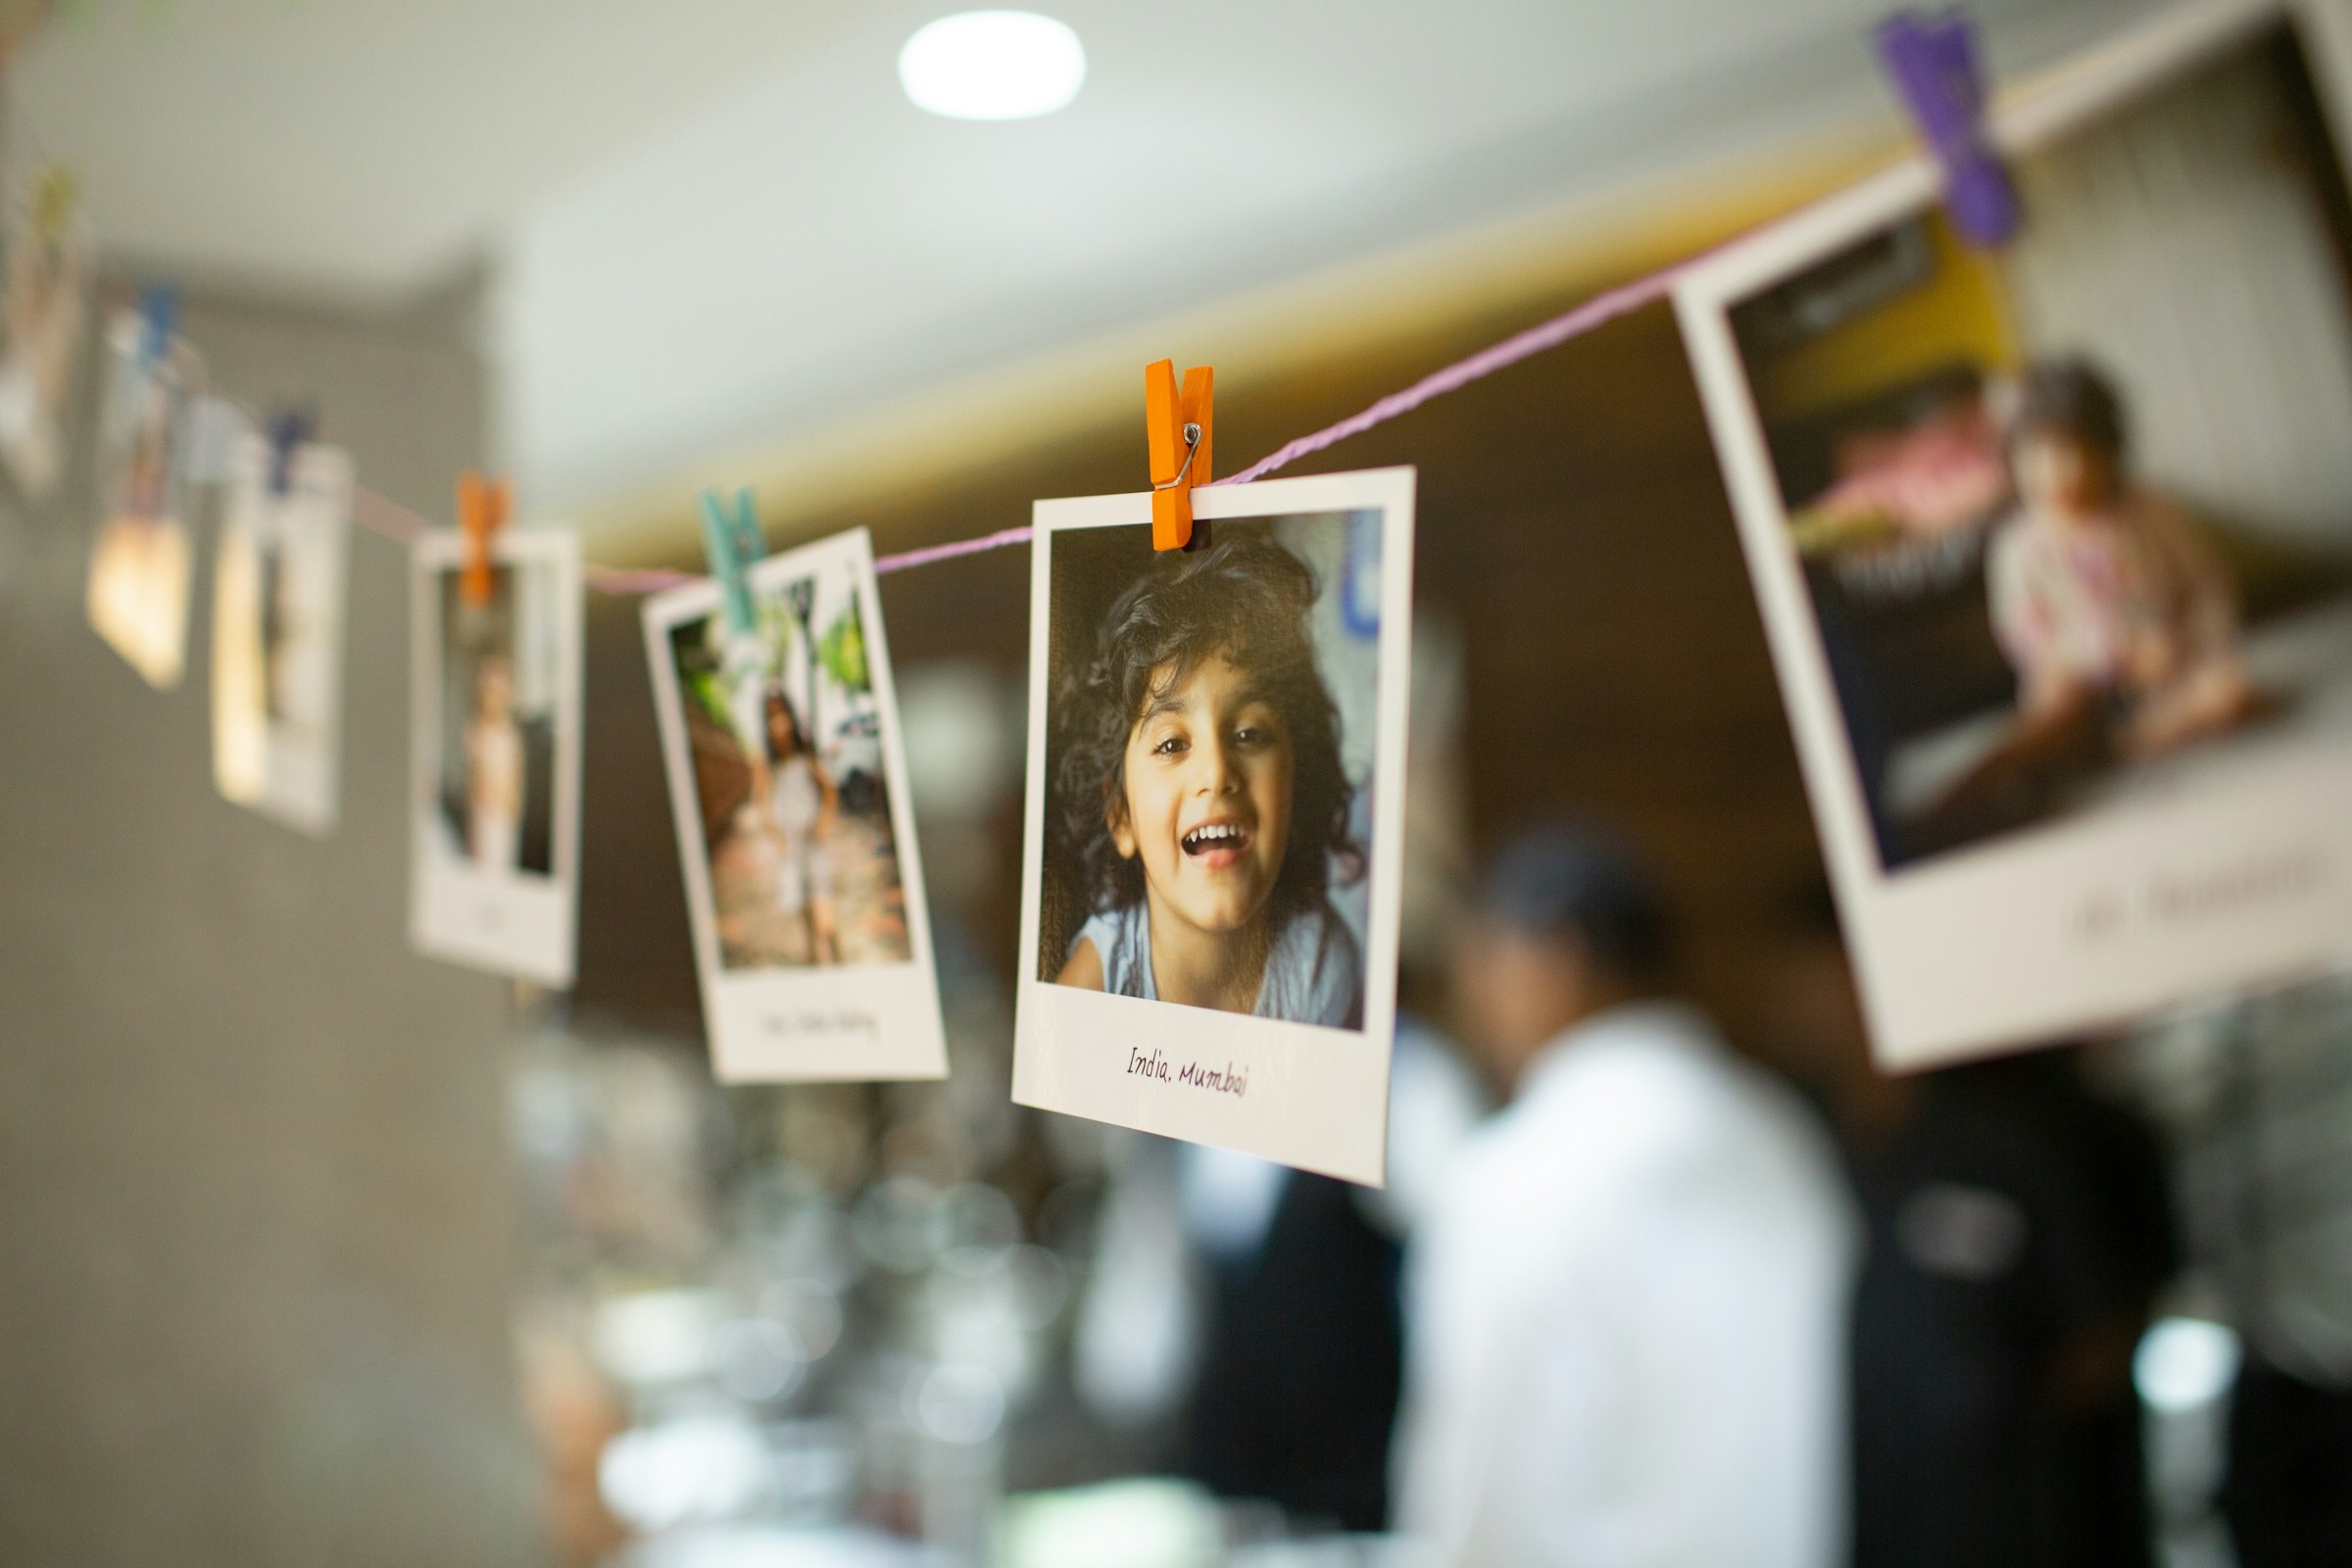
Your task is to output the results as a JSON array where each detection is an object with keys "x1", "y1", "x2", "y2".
[
  {"x1": 409, "y1": 525, "x2": 584, "y2": 987},
  {"x1": 1011, "y1": 466, "x2": 1417, "y2": 1187},
  {"x1": 1674, "y1": 0, "x2": 2352, "y2": 1069},
  {"x1": 642, "y1": 526, "x2": 947, "y2": 1084}
]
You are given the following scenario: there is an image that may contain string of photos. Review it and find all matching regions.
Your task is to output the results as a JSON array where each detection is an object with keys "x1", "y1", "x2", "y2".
[{"x1": 16, "y1": 0, "x2": 2352, "y2": 1185}]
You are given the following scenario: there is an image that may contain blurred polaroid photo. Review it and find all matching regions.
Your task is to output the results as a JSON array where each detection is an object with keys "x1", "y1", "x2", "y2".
[
  {"x1": 1012, "y1": 467, "x2": 1415, "y2": 1185},
  {"x1": 643, "y1": 526, "x2": 946, "y2": 1083},
  {"x1": 86, "y1": 310, "x2": 201, "y2": 690},
  {"x1": 0, "y1": 168, "x2": 91, "y2": 505},
  {"x1": 1677, "y1": 0, "x2": 2352, "y2": 1069},
  {"x1": 212, "y1": 434, "x2": 353, "y2": 833},
  {"x1": 410, "y1": 526, "x2": 582, "y2": 986}
]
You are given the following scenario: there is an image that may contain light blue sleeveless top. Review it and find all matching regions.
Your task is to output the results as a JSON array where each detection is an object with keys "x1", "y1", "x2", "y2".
[{"x1": 1071, "y1": 899, "x2": 1363, "y2": 1029}]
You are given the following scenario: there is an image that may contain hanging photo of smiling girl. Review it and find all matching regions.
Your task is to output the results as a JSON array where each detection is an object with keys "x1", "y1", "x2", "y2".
[{"x1": 1015, "y1": 467, "x2": 1414, "y2": 1185}]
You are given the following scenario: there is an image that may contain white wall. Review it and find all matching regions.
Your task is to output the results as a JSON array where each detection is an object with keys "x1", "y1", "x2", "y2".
[{"x1": 0, "y1": 275, "x2": 541, "y2": 1568}]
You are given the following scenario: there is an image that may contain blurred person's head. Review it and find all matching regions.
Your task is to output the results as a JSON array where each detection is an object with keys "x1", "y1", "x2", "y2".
[
  {"x1": 2009, "y1": 359, "x2": 2127, "y2": 519},
  {"x1": 764, "y1": 684, "x2": 807, "y2": 762},
  {"x1": 1453, "y1": 823, "x2": 1671, "y2": 1097}
]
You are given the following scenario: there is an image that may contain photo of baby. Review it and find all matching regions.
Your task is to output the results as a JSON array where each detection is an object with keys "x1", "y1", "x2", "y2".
[
  {"x1": 1677, "y1": 4, "x2": 2352, "y2": 1064},
  {"x1": 434, "y1": 564, "x2": 560, "y2": 878},
  {"x1": 1724, "y1": 24, "x2": 2352, "y2": 872},
  {"x1": 662, "y1": 554, "x2": 912, "y2": 971},
  {"x1": 1039, "y1": 519, "x2": 1379, "y2": 1029}
]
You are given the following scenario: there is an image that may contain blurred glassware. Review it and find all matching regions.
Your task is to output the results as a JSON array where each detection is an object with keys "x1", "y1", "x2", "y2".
[
  {"x1": 853, "y1": 1176, "x2": 950, "y2": 1274},
  {"x1": 995, "y1": 1478, "x2": 1223, "y2": 1568},
  {"x1": 595, "y1": 1289, "x2": 725, "y2": 1389}
]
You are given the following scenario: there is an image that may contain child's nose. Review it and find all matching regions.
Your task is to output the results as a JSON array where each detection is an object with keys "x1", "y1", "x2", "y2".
[{"x1": 1199, "y1": 736, "x2": 1242, "y2": 793}]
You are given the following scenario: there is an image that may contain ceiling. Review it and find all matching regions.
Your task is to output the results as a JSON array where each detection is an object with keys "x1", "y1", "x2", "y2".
[{"x1": 18, "y1": 0, "x2": 2156, "y2": 526}]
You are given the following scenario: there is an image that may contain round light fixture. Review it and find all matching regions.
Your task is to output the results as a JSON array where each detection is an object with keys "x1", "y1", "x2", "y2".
[{"x1": 899, "y1": 11, "x2": 1086, "y2": 121}]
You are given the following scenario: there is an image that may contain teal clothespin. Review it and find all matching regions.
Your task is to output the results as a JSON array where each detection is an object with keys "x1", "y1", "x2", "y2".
[
  {"x1": 137, "y1": 284, "x2": 176, "y2": 367},
  {"x1": 699, "y1": 486, "x2": 764, "y2": 638}
]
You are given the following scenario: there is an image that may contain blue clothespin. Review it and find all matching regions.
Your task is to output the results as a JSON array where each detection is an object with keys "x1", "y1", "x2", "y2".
[
  {"x1": 137, "y1": 284, "x2": 177, "y2": 366},
  {"x1": 267, "y1": 407, "x2": 315, "y2": 496},
  {"x1": 1877, "y1": 10, "x2": 2020, "y2": 248},
  {"x1": 699, "y1": 486, "x2": 764, "y2": 639}
]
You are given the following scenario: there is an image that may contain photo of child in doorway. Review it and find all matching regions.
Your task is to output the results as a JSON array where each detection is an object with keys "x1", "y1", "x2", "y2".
[
  {"x1": 662, "y1": 554, "x2": 911, "y2": 971},
  {"x1": 434, "y1": 564, "x2": 559, "y2": 878},
  {"x1": 409, "y1": 525, "x2": 580, "y2": 988},
  {"x1": 1039, "y1": 516, "x2": 1380, "y2": 1029}
]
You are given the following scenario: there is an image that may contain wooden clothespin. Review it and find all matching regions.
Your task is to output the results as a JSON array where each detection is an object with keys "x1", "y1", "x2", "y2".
[
  {"x1": 458, "y1": 468, "x2": 512, "y2": 609},
  {"x1": 1146, "y1": 359, "x2": 1213, "y2": 552},
  {"x1": 266, "y1": 407, "x2": 315, "y2": 497},
  {"x1": 698, "y1": 486, "x2": 764, "y2": 639},
  {"x1": 1877, "y1": 10, "x2": 2019, "y2": 248}
]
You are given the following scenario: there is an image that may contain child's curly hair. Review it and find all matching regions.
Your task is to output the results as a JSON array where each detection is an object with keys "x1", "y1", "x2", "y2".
[{"x1": 1052, "y1": 530, "x2": 1357, "y2": 933}]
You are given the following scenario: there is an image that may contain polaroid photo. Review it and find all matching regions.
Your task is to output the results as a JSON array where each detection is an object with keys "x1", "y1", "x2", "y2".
[
  {"x1": 1676, "y1": 0, "x2": 2352, "y2": 1069},
  {"x1": 212, "y1": 434, "x2": 353, "y2": 833},
  {"x1": 0, "y1": 168, "x2": 92, "y2": 504},
  {"x1": 86, "y1": 310, "x2": 202, "y2": 690},
  {"x1": 1011, "y1": 466, "x2": 1416, "y2": 1186},
  {"x1": 409, "y1": 526, "x2": 583, "y2": 986},
  {"x1": 643, "y1": 526, "x2": 946, "y2": 1083}
]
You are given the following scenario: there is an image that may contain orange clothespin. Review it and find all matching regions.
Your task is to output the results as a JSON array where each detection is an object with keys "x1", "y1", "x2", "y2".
[
  {"x1": 458, "y1": 468, "x2": 511, "y2": 608},
  {"x1": 1146, "y1": 359, "x2": 1213, "y2": 551}
]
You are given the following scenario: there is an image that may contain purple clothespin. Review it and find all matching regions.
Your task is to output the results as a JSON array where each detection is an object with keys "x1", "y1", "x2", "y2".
[
  {"x1": 1877, "y1": 9, "x2": 2020, "y2": 248},
  {"x1": 267, "y1": 407, "x2": 315, "y2": 496}
]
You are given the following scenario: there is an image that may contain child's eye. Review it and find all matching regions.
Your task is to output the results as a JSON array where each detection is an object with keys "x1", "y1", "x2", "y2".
[{"x1": 1152, "y1": 734, "x2": 1189, "y2": 758}]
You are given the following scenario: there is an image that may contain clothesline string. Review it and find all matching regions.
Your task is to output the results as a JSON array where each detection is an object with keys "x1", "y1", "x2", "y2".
[{"x1": 345, "y1": 242, "x2": 1709, "y2": 587}]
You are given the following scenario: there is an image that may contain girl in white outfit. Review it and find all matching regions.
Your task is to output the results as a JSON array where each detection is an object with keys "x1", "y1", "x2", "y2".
[
  {"x1": 466, "y1": 653, "x2": 524, "y2": 869},
  {"x1": 760, "y1": 686, "x2": 840, "y2": 963}
]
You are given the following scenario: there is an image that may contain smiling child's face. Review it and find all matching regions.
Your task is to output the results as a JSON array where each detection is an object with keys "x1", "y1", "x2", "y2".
[
  {"x1": 1109, "y1": 652, "x2": 1295, "y2": 939},
  {"x1": 2014, "y1": 429, "x2": 2112, "y2": 519}
]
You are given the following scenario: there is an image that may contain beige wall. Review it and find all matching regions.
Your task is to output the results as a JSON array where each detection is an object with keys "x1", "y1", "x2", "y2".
[{"x1": 0, "y1": 271, "x2": 541, "y2": 1566}]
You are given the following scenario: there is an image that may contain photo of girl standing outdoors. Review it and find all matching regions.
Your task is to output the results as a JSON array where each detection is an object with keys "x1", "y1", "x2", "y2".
[
  {"x1": 643, "y1": 526, "x2": 946, "y2": 1084},
  {"x1": 660, "y1": 551, "x2": 909, "y2": 971}
]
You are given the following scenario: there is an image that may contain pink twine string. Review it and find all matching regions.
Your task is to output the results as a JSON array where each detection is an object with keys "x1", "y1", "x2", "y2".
[
  {"x1": 352, "y1": 488, "x2": 432, "y2": 547},
  {"x1": 1212, "y1": 257, "x2": 1697, "y2": 487},
  {"x1": 584, "y1": 564, "x2": 701, "y2": 594},
  {"x1": 344, "y1": 247, "x2": 1701, "y2": 592},
  {"x1": 871, "y1": 524, "x2": 1037, "y2": 575}
]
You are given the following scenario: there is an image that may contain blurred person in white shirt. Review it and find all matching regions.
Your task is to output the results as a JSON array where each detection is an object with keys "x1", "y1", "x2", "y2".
[{"x1": 1394, "y1": 824, "x2": 1855, "y2": 1568}]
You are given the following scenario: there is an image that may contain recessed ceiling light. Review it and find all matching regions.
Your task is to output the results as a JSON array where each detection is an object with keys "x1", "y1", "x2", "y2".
[{"x1": 899, "y1": 11, "x2": 1087, "y2": 122}]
